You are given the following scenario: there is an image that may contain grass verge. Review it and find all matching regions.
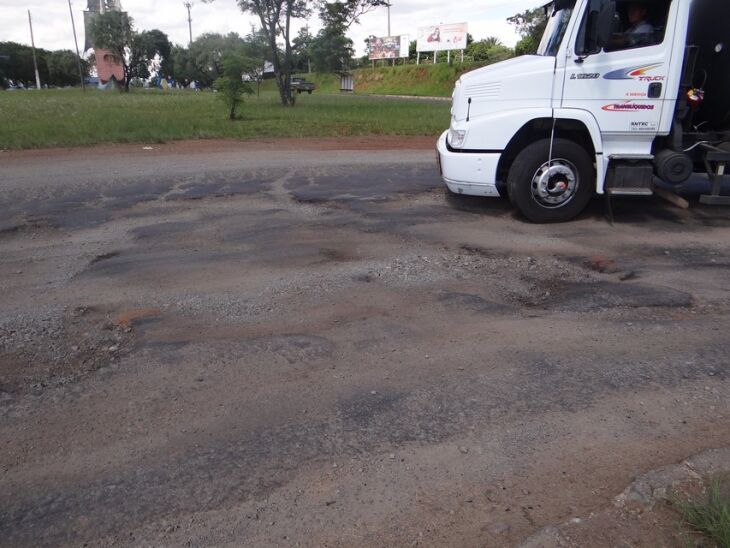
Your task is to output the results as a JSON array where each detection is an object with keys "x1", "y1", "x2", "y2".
[{"x1": 0, "y1": 88, "x2": 450, "y2": 150}]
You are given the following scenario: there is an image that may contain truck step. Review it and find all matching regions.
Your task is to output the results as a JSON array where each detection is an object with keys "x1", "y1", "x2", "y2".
[
  {"x1": 606, "y1": 187, "x2": 654, "y2": 196},
  {"x1": 699, "y1": 144, "x2": 730, "y2": 205},
  {"x1": 608, "y1": 154, "x2": 654, "y2": 161},
  {"x1": 605, "y1": 159, "x2": 654, "y2": 196}
]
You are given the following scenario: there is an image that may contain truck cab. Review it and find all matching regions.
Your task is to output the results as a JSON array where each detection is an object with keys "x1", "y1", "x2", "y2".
[{"x1": 437, "y1": 0, "x2": 730, "y2": 222}]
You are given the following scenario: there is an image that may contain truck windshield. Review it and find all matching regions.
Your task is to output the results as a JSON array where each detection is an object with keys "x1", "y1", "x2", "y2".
[{"x1": 537, "y1": 7, "x2": 574, "y2": 56}]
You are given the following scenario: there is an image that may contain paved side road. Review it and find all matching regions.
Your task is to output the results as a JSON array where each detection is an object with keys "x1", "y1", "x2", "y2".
[{"x1": 1, "y1": 140, "x2": 729, "y2": 546}]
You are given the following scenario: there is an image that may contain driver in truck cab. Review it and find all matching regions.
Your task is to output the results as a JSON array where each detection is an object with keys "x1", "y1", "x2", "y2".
[
  {"x1": 625, "y1": 2, "x2": 655, "y2": 45},
  {"x1": 612, "y1": 2, "x2": 656, "y2": 49}
]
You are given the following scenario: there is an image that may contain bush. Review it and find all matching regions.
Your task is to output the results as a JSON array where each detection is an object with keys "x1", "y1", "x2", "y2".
[{"x1": 214, "y1": 52, "x2": 254, "y2": 120}]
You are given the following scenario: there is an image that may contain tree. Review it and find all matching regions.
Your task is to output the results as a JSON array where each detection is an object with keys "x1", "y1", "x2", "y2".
[
  {"x1": 507, "y1": 8, "x2": 548, "y2": 55},
  {"x1": 466, "y1": 39, "x2": 513, "y2": 64},
  {"x1": 291, "y1": 26, "x2": 313, "y2": 73},
  {"x1": 145, "y1": 29, "x2": 173, "y2": 77},
  {"x1": 242, "y1": 25, "x2": 271, "y2": 93},
  {"x1": 319, "y1": 0, "x2": 388, "y2": 31},
  {"x1": 214, "y1": 52, "x2": 254, "y2": 120},
  {"x1": 168, "y1": 45, "x2": 196, "y2": 84},
  {"x1": 310, "y1": 0, "x2": 386, "y2": 74},
  {"x1": 88, "y1": 10, "x2": 134, "y2": 90},
  {"x1": 187, "y1": 32, "x2": 246, "y2": 87},
  {"x1": 46, "y1": 50, "x2": 89, "y2": 86},
  {"x1": 0, "y1": 42, "x2": 39, "y2": 87},
  {"x1": 310, "y1": 26, "x2": 353, "y2": 72},
  {"x1": 0, "y1": 43, "x2": 88, "y2": 88},
  {"x1": 128, "y1": 30, "x2": 171, "y2": 82},
  {"x1": 166, "y1": 31, "x2": 266, "y2": 89},
  {"x1": 223, "y1": 0, "x2": 310, "y2": 106},
  {"x1": 208, "y1": 0, "x2": 385, "y2": 106},
  {"x1": 242, "y1": 25, "x2": 270, "y2": 64}
]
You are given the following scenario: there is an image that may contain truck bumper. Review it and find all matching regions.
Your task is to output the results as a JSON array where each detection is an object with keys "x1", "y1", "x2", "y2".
[{"x1": 436, "y1": 131, "x2": 501, "y2": 198}]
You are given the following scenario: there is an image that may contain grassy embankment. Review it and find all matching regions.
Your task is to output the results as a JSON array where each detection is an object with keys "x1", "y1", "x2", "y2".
[
  {"x1": 295, "y1": 61, "x2": 485, "y2": 97},
  {"x1": 0, "y1": 87, "x2": 450, "y2": 150}
]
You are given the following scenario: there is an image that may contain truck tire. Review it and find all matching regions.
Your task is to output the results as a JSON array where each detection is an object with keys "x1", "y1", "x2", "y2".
[
  {"x1": 507, "y1": 138, "x2": 594, "y2": 223},
  {"x1": 307, "y1": 90, "x2": 312, "y2": 94}
]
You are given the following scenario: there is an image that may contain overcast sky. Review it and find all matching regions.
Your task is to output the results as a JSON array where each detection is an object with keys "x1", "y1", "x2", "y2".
[{"x1": 1, "y1": 0, "x2": 541, "y2": 57}]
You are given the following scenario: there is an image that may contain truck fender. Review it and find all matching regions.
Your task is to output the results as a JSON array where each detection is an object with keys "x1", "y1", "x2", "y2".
[
  {"x1": 553, "y1": 108, "x2": 606, "y2": 193},
  {"x1": 463, "y1": 108, "x2": 554, "y2": 151}
]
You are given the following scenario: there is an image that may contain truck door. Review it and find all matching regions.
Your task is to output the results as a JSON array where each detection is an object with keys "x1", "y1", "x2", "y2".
[{"x1": 561, "y1": 0, "x2": 675, "y2": 136}]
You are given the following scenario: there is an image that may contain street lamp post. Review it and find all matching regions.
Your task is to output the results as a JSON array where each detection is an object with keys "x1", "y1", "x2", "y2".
[
  {"x1": 184, "y1": 2, "x2": 193, "y2": 46},
  {"x1": 27, "y1": 10, "x2": 42, "y2": 89},
  {"x1": 387, "y1": 2, "x2": 390, "y2": 36},
  {"x1": 68, "y1": 0, "x2": 86, "y2": 90}
]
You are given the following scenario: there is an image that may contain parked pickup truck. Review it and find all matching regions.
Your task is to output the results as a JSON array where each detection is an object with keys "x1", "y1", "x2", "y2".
[{"x1": 290, "y1": 77, "x2": 315, "y2": 94}]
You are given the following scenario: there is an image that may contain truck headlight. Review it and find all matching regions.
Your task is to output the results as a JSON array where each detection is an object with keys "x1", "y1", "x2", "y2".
[{"x1": 449, "y1": 129, "x2": 466, "y2": 148}]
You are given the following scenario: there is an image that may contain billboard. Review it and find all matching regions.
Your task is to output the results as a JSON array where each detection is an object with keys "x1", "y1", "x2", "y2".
[
  {"x1": 368, "y1": 35, "x2": 409, "y2": 60},
  {"x1": 417, "y1": 23, "x2": 468, "y2": 52}
]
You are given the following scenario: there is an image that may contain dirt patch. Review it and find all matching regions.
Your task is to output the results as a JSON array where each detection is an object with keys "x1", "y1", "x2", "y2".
[
  {"x1": 0, "y1": 135, "x2": 439, "y2": 161},
  {"x1": 113, "y1": 308, "x2": 163, "y2": 329}
]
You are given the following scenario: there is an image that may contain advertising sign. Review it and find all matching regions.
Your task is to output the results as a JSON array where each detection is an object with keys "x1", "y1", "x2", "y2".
[
  {"x1": 368, "y1": 35, "x2": 409, "y2": 60},
  {"x1": 417, "y1": 23, "x2": 468, "y2": 52}
]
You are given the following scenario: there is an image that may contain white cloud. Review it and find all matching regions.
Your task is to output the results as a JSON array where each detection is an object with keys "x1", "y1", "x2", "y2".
[{"x1": 0, "y1": 0, "x2": 541, "y2": 56}]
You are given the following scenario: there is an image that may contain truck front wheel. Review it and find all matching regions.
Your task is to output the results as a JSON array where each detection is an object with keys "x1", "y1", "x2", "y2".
[{"x1": 507, "y1": 138, "x2": 594, "y2": 223}]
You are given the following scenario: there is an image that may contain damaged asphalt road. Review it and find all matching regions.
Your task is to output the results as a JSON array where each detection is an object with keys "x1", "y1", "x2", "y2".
[{"x1": 1, "y1": 141, "x2": 729, "y2": 546}]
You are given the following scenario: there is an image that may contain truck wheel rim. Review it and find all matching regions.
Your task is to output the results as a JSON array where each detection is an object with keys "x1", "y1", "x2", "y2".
[{"x1": 530, "y1": 159, "x2": 578, "y2": 208}]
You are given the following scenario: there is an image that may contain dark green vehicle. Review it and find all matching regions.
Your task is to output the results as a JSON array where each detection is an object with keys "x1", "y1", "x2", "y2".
[{"x1": 290, "y1": 77, "x2": 315, "y2": 94}]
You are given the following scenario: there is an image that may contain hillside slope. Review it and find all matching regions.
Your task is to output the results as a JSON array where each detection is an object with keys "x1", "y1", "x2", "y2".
[{"x1": 287, "y1": 62, "x2": 490, "y2": 97}]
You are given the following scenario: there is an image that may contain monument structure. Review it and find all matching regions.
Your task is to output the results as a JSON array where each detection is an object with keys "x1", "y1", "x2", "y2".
[{"x1": 84, "y1": 0, "x2": 125, "y2": 86}]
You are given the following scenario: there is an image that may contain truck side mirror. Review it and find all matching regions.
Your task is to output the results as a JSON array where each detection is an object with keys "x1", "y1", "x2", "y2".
[{"x1": 596, "y1": 1, "x2": 616, "y2": 50}]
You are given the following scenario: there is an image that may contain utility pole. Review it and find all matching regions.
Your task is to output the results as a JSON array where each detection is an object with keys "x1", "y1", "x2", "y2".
[
  {"x1": 184, "y1": 2, "x2": 193, "y2": 46},
  {"x1": 27, "y1": 10, "x2": 42, "y2": 89},
  {"x1": 386, "y1": 2, "x2": 391, "y2": 36},
  {"x1": 306, "y1": 23, "x2": 311, "y2": 73},
  {"x1": 68, "y1": 0, "x2": 86, "y2": 90}
]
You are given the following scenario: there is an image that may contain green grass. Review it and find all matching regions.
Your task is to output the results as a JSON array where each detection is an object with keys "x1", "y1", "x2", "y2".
[
  {"x1": 352, "y1": 63, "x2": 477, "y2": 97},
  {"x1": 0, "y1": 88, "x2": 450, "y2": 150},
  {"x1": 282, "y1": 62, "x2": 490, "y2": 97},
  {"x1": 674, "y1": 476, "x2": 730, "y2": 548}
]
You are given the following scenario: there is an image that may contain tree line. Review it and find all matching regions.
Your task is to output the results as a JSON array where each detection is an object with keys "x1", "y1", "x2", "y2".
[
  {"x1": 2, "y1": 0, "x2": 547, "y2": 105},
  {"x1": 0, "y1": 43, "x2": 91, "y2": 88}
]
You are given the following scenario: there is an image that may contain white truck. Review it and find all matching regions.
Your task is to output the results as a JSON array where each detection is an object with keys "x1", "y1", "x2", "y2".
[{"x1": 436, "y1": 0, "x2": 730, "y2": 222}]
